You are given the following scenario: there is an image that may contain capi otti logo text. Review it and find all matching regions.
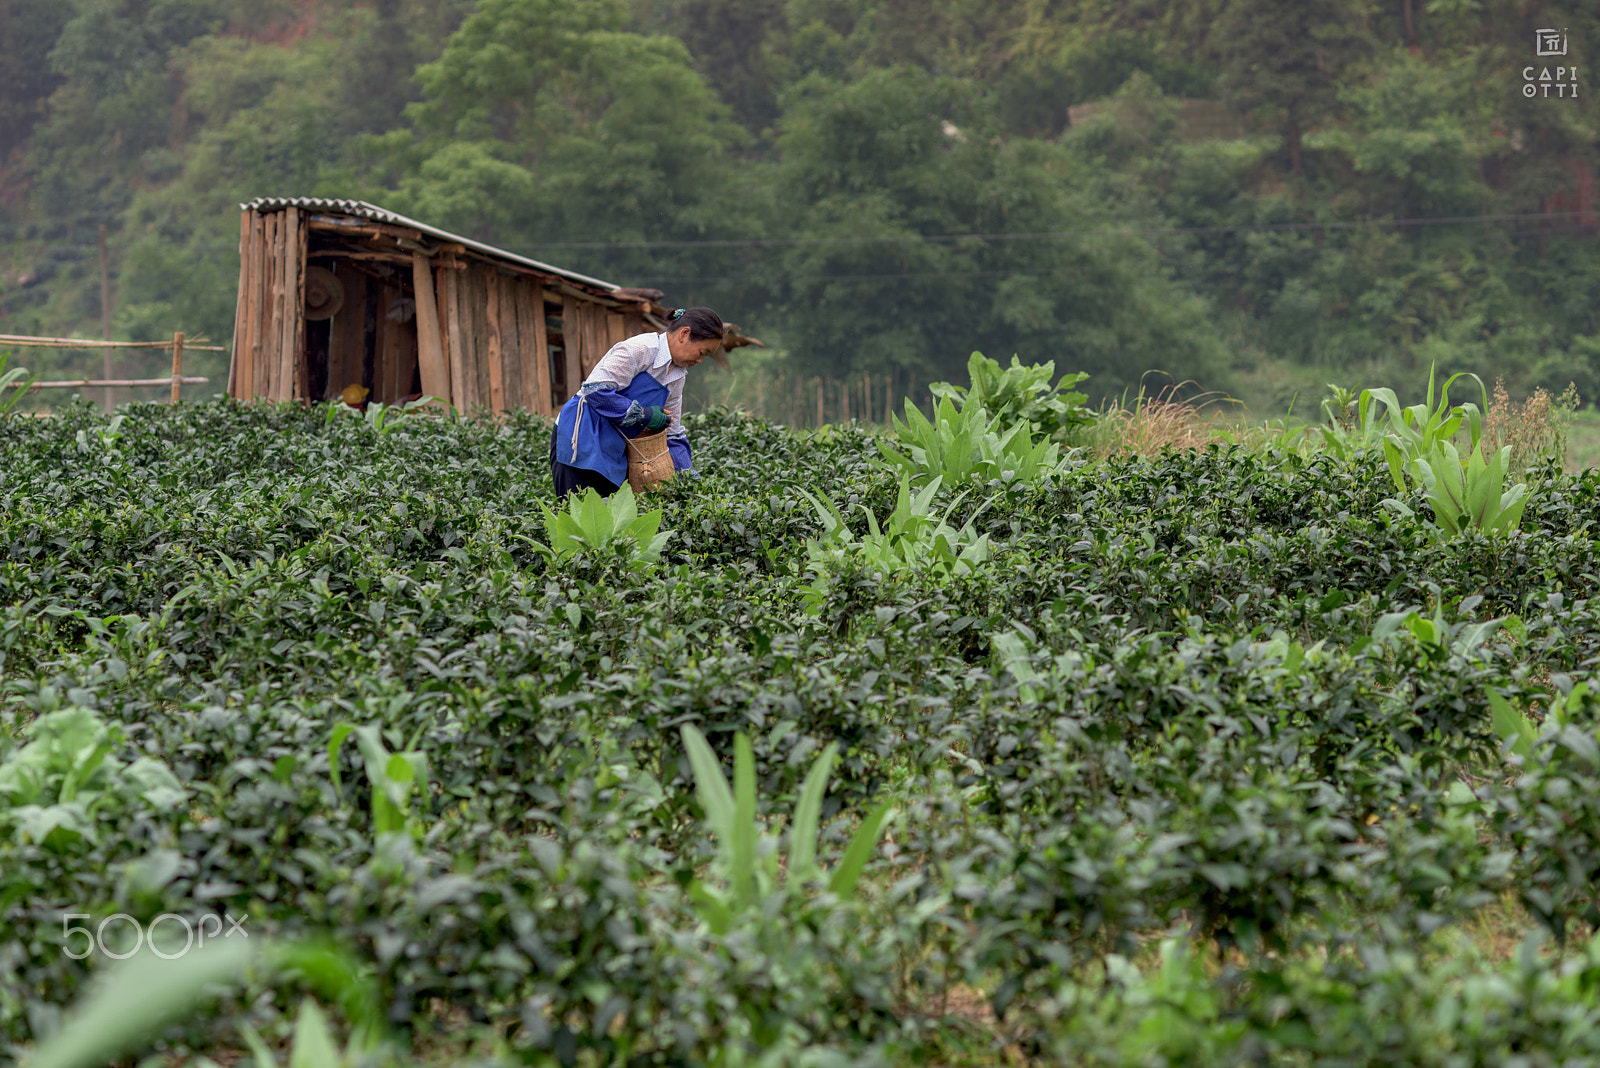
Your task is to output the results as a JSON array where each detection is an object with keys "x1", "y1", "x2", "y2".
[{"x1": 1525, "y1": 28, "x2": 1578, "y2": 98}]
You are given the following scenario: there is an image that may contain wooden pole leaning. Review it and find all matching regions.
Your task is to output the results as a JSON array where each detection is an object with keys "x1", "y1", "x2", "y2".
[
  {"x1": 411, "y1": 252, "x2": 450, "y2": 407},
  {"x1": 99, "y1": 224, "x2": 112, "y2": 412},
  {"x1": 170, "y1": 332, "x2": 184, "y2": 405}
]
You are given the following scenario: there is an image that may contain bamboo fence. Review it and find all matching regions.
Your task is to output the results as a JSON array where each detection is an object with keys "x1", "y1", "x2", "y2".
[
  {"x1": 722, "y1": 367, "x2": 931, "y2": 428},
  {"x1": 0, "y1": 332, "x2": 218, "y2": 407}
]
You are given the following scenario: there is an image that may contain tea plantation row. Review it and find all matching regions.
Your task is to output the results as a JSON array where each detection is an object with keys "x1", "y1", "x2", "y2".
[{"x1": 3, "y1": 397, "x2": 1600, "y2": 1066}]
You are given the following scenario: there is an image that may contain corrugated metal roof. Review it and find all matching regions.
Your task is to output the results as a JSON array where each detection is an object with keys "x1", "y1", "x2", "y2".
[{"x1": 241, "y1": 197, "x2": 622, "y2": 294}]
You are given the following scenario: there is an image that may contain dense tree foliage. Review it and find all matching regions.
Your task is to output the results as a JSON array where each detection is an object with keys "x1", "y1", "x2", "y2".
[{"x1": 0, "y1": 0, "x2": 1595, "y2": 404}]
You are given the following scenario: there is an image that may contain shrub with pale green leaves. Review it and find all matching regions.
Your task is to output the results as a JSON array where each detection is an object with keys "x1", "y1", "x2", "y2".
[{"x1": 0, "y1": 707, "x2": 185, "y2": 851}]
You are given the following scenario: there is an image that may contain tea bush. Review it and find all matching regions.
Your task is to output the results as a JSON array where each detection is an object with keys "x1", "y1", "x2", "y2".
[{"x1": 3, "y1": 392, "x2": 1600, "y2": 1065}]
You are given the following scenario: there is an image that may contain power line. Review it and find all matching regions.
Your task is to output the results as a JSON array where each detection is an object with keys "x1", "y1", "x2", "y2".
[
  {"x1": 12, "y1": 210, "x2": 1594, "y2": 257},
  {"x1": 610, "y1": 223, "x2": 1587, "y2": 284},
  {"x1": 637, "y1": 267, "x2": 1086, "y2": 285},
  {"x1": 511, "y1": 210, "x2": 1596, "y2": 251}
]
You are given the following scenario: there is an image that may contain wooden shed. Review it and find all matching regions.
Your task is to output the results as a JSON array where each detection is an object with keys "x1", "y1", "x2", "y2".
[{"x1": 227, "y1": 198, "x2": 740, "y2": 414}]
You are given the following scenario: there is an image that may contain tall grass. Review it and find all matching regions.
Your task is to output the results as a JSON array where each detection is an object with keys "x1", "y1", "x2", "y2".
[
  {"x1": 1081, "y1": 382, "x2": 1243, "y2": 460},
  {"x1": 1481, "y1": 378, "x2": 1581, "y2": 474},
  {"x1": 1078, "y1": 374, "x2": 1588, "y2": 472}
]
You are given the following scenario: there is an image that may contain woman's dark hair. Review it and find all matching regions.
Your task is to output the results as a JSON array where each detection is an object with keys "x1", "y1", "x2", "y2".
[{"x1": 668, "y1": 306, "x2": 725, "y2": 342}]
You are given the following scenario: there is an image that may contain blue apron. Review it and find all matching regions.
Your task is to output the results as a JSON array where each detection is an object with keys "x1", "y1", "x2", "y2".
[{"x1": 553, "y1": 370, "x2": 670, "y2": 487}]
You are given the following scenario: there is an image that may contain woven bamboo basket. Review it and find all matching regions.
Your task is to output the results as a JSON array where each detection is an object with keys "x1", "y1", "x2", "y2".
[{"x1": 625, "y1": 430, "x2": 675, "y2": 493}]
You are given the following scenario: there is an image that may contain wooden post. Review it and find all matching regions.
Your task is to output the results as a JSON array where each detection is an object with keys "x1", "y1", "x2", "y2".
[
  {"x1": 446, "y1": 270, "x2": 469, "y2": 413},
  {"x1": 528, "y1": 286, "x2": 553, "y2": 416},
  {"x1": 99, "y1": 224, "x2": 112, "y2": 412},
  {"x1": 485, "y1": 272, "x2": 505, "y2": 413},
  {"x1": 815, "y1": 377, "x2": 823, "y2": 427},
  {"x1": 560, "y1": 296, "x2": 583, "y2": 400},
  {"x1": 411, "y1": 253, "x2": 449, "y2": 403},
  {"x1": 288, "y1": 208, "x2": 309, "y2": 401},
  {"x1": 170, "y1": 332, "x2": 183, "y2": 404},
  {"x1": 248, "y1": 212, "x2": 268, "y2": 401},
  {"x1": 435, "y1": 265, "x2": 453, "y2": 410},
  {"x1": 263, "y1": 211, "x2": 284, "y2": 401},
  {"x1": 228, "y1": 212, "x2": 247, "y2": 398}
]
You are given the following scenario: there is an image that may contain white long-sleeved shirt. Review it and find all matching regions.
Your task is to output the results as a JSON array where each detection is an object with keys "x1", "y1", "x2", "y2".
[{"x1": 578, "y1": 332, "x2": 688, "y2": 440}]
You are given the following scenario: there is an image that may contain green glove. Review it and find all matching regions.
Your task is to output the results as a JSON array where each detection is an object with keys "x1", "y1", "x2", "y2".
[{"x1": 644, "y1": 406, "x2": 671, "y2": 432}]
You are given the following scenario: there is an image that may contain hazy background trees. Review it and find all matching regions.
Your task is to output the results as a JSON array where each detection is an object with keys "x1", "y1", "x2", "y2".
[{"x1": 1, "y1": 0, "x2": 1595, "y2": 410}]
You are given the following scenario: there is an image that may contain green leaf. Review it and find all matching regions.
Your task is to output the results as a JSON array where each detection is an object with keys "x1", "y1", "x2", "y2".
[
  {"x1": 731, "y1": 733, "x2": 757, "y2": 899},
  {"x1": 788, "y1": 742, "x2": 838, "y2": 885},
  {"x1": 26, "y1": 939, "x2": 257, "y2": 1068},
  {"x1": 576, "y1": 489, "x2": 614, "y2": 546},
  {"x1": 680, "y1": 725, "x2": 734, "y2": 851},
  {"x1": 610, "y1": 481, "x2": 638, "y2": 528},
  {"x1": 688, "y1": 880, "x2": 734, "y2": 935},
  {"x1": 828, "y1": 802, "x2": 894, "y2": 899},
  {"x1": 1488, "y1": 690, "x2": 1537, "y2": 759},
  {"x1": 327, "y1": 722, "x2": 356, "y2": 800},
  {"x1": 1383, "y1": 436, "x2": 1408, "y2": 495},
  {"x1": 238, "y1": 1022, "x2": 281, "y2": 1068},
  {"x1": 288, "y1": 998, "x2": 344, "y2": 1068}
]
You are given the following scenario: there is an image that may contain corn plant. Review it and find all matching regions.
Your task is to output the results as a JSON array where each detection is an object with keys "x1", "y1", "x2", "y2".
[
  {"x1": 1376, "y1": 365, "x2": 1489, "y2": 493},
  {"x1": 678, "y1": 725, "x2": 893, "y2": 934},
  {"x1": 531, "y1": 483, "x2": 672, "y2": 569},
  {"x1": 1489, "y1": 678, "x2": 1595, "y2": 760},
  {"x1": 328, "y1": 722, "x2": 429, "y2": 842},
  {"x1": 239, "y1": 945, "x2": 386, "y2": 1068},
  {"x1": 1368, "y1": 606, "x2": 1505, "y2": 660},
  {"x1": 797, "y1": 475, "x2": 992, "y2": 611},
  {"x1": 879, "y1": 393, "x2": 1061, "y2": 489},
  {"x1": 0, "y1": 353, "x2": 35, "y2": 416},
  {"x1": 928, "y1": 351, "x2": 1093, "y2": 443},
  {"x1": 0, "y1": 706, "x2": 186, "y2": 851},
  {"x1": 25, "y1": 939, "x2": 385, "y2": 1068},
  {"x1": 1318, "y1": 383, "x2": 1390, "y2": 460},
  {"x1": 1382, "y1": 439, "x2": 1530, "y2": 540}
]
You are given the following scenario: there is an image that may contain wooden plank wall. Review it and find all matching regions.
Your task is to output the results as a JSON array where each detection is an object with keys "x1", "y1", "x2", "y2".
[
  {"x1": 229, "y1": 213, "x2": 648, "y2": 416},
  {"x1": 434, "y1": 266, "x2": 452, "y2": 410},
  {"x1": 563, "y1": 297, "x2": 611, "y2": 381},
  {"x1": 547, "y1": 296, "x2": 567, "y2": 410},
  {"x1": 478, "y1": 266, "x2": 502, "y2": 413},
  {"x1": 399, "y1": 302, "x2": 418, "y2": 400},
  {"x1": 235, "y1": 207, "x2": 308, "y2": 403},
  {"x1": 582, "y1": 302, "x2": 611, "y2": 378},
  {"x1": 278, "y1": 208, "x2": 306, "y2": 402},
  {"x1": 228, "y1": 213, "x2": 248, "y2": 396},
  {"x1": 446, "y1": 269, "x2": 469, "y2": 412},
  {"x1": 606, "y1": 311, "x2": 630, "y2": 349},
  {"x1": 491, "y1": 272, "x2": 516, "y2": 414},
  {"x1": 324, "y1": 261, "x2": 366, "y2": 399},
  {"x1": 560, "y1": 295, "x2": 583, "y2": 394},
  {"x1": 377, "y1": 283, "x2": 401, "y2": 403},
  {"x1": 290, "y1": 210, "x2": 309, "y2": 401},
  {"x1": 464, "y1": 265, "x2": 489, "y2": 413},
  {"x1": 262, "y1": 212, "x2": 283, "y2": 401},
  {"x1": 518, "y1": 283, "x2": 553, "y2": 416},
  {"x1": 230, "y1": 212, "x2": 267, "y2": 400},
  {"x1": 368, "y1": 281, "x2": 420, "y2": 405}
]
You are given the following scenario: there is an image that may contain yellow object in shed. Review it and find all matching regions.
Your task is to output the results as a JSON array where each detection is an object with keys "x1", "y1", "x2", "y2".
[{"x1": 340, "y1": 383, "x2": 369, "y2": 406}]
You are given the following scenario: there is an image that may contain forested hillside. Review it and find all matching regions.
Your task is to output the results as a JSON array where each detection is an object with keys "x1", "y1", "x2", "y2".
[{"x1": 0, "y1": 0, "x2": 1595, "y2": 406}]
